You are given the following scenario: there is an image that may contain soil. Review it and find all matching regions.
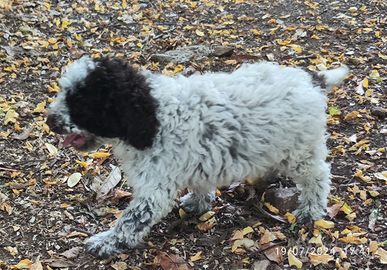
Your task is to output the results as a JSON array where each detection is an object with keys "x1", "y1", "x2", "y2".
[{"x1": 0, "y1": 0, "x2": 386, "y2": 269}]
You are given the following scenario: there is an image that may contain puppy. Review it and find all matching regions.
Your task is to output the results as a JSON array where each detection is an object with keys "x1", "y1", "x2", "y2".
[{"x1": 46, "y1": 57, "x2": 348, "y2": 257}]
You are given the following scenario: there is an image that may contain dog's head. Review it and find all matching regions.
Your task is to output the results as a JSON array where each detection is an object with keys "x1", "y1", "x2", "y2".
[{"x1": 47, "y1": 56, "x2": 160, "y2": 151}]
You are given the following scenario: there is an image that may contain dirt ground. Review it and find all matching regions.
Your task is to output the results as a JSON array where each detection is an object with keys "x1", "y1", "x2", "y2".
[{"x1": 0, "y1": 0, "x2": 387, "y2": 269}]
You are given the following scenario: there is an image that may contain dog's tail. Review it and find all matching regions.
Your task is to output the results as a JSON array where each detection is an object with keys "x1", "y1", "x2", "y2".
[{"x1": 318, "y1": 65, "x2": 349, "y2": 93}]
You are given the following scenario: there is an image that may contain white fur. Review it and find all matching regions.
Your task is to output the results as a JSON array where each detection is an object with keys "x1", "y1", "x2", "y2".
[{"x1": 50, "y1": 60, "x2": 348, "y2": 257}]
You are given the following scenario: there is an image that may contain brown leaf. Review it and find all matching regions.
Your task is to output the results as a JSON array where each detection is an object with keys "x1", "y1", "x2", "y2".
[
  {"x1": 158, "y1": 252, "x2": 193, "y2": 270},
  {"x1": 60, "y1": 247, "x2": 81, "y2": 259}
]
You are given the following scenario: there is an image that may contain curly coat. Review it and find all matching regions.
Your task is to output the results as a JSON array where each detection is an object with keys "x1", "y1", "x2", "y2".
[{"x1": 47, "y1": 56, "x2": 348, "y2": 257}]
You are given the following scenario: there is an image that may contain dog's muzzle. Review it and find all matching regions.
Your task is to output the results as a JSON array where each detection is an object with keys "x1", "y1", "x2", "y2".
[{"x1": 46, "y1": 114, "x2": 66, "y2": 134}]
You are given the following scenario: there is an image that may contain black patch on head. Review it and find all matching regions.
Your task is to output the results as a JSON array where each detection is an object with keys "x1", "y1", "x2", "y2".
[{"x1": 65, "y1": 57, "x2": 160, "y2": 150}]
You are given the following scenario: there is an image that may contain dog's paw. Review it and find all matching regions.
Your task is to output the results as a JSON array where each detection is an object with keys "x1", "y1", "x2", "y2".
[
  {"x1": 87, "y1": 230, "x2": 123, "y2": 258},
  {"x1": 293, "y1": 208, "x2": 323, "y2": 224},
  {"x1": 180, "y1": 192, "x2": 214, "y2": 214}
]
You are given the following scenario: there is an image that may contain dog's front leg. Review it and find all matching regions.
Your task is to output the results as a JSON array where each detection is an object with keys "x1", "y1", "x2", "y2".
[{"x1": 87, "y1": 190, "x2": 174, "y2": 257}]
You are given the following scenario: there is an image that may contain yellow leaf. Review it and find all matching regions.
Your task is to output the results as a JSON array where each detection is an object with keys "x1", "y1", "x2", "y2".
[
  {"x1": 179, "y1": 208, "x2": 186, "y2": 219},
  {"x1": 314, "y1": 219, "x2": 335, "y2": 229},
  {"x1": 231, "y1": 230, "x2": 244, "y2": 240},
  {"x1": 348, "y1": 7, "x2": 357, "y2": 12},
  {"x1": 74, "y1": 33, "x2": 82, "y2": 41},
  {"x1": 4, "y1": 109, "x2": 19, "y2": 125},
  {"x1": 344, "y1": 111, "x2": 359, "y2": 121},
  {"x1": 89, "y1": 152, "x2": 110, "y2": 158},
  {"x1": 122, "y1": 0, "x2": 127, "y2": 9},
  {"x1": 284, "y1": 26, "x2": 296, "y2": 31},
  {"x1": 196, "y1": 29, "x2": 205, "y2": 37},
  {"x1": 61, "y1": 20, "x2": 72, "y2": 29},
  {"x1": 309, "y1": 233, "x2": 322, "y2": 245},
  {"x1": 242, "y1": 226, "x2": 254, "y2": 235},
  {"x1": 345, "y1": 212, "x2": 356, "y2": 221},
  {"x1": 190, "y1": 251, "x2": 202, "y2": 262},
  {"x1": 288, "y1": 250, "x2": 302, "y2": 268},
  {"x1": 61, "y1": 203, "x2": 70, "y2": 208},
  {"x1": 264, "y1": 202, "x2": 279, "y2": 214},
  {"x1": 289, "y1": 44, "x2": 302, "y2": 53},
  {"x1": 363, "y1": 78, "x2": 369, "y2": 88},
  {"x1": 378, "y1": 52, "x2": 387, "y2": 60},
  {"x1": 199, "y1": 211, "x2": 215, "y2": 221},
  {"x1": 369, "y1": 70, "x2": 380, "y2": 80},
  {"x1": 32, "y1": 101, "x2": 46, "y2": 113},
  {"x1": 365, "y1": 89, "x2": 373, "y2": 97},
  {"x1": 311, "y1": 34, "x2": 321, "y2": 40},
  {"x1": 276, "y1": 39, "x2": 291, "y2": 45},
  {"x1": 173, "y1": 65, "x2": 184, "y2": 74},
  {"x1": 75, "y1": 160, "x2": 88, "y2": 169},
  {"x1": 285, "y1": 212, "x2": 296, "y2": 223}
]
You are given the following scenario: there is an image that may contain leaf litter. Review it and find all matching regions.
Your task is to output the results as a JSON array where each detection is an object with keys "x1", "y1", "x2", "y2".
[{"x1": 0, "y1": 0, "x2": 387, "y2": 269}]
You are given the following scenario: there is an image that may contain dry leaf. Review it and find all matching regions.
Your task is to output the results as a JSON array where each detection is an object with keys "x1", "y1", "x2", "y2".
[
  {"x1": 45, "y1": 143, "x2": 58, "y2": 156},
  {"x1": 288, "y1": 250, "x2": 302, "y2": 268},
  {"x1": 67, "y1": 172, "x2": 82, "y2": 187},
  {"x1": 158, "y1": 252, "x2": 192, "y2": 270},
  {"x1": 314, "y1": 219, "x2": 335, "y2": 229},
  {"x1": 190, "y1": 251, "x2": 202, "y2": 262},
  {"x1": 90, "y1": 165, "x2": 122, "y2": 197}
]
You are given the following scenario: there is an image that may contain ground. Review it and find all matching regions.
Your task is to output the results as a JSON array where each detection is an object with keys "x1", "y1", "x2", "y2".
[{"x1": 0, "y1": 0, "x2": 387, "y2": 269}]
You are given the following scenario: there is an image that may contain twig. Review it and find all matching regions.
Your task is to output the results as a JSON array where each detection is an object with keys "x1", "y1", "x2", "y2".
[
  {"x1": 248, "y1": 240, "x2": 287, "y2": 258},
  {"x1": 0, "y1": 166, "x2": 19, "y2": 172},
  {"x1": 70, "y1": 227, "x2": 95, "y2": 237}
]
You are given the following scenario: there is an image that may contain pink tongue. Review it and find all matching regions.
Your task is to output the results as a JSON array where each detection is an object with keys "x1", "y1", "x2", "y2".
[{"x1": 62, "y1": 134, "x2": 90, "y2": 148}]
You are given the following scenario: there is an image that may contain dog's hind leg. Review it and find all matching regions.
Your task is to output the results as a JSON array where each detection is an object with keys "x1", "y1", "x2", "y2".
[
  {"x1": 180, "y1": 189, "x2": 215, "y2": 214},
  {"x1": 87, "y1": 188, "x2": 175, "y2": 257},
  {"x1": 287, "y1": 157, "x2": 331, "y2": 222}
]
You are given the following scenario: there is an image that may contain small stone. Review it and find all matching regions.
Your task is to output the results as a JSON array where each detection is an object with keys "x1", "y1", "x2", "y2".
[
  {"x1": 265, "y1": 187, "x2": 299, "y2": 214},
  {"x1": 211, "y1": 46, "x2": 234, "y2": 57},
  {"x1": 371, "y1": 108, "x2": 387, "y2": 119}
]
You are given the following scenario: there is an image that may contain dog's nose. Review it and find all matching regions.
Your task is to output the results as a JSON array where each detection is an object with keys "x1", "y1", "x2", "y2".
[{"x1": 46, "y1": 114, "x2": 65, "y2": 134}]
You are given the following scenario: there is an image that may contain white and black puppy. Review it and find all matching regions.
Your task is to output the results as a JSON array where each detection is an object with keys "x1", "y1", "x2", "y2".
[{"x1": 46, "y1": 57, "x2": 348, "y2": 257}]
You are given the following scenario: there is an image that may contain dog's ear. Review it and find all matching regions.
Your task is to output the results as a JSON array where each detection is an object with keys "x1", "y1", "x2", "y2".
[{"x1": 65, "y1": 58, "x2": 159, "y2": 150}]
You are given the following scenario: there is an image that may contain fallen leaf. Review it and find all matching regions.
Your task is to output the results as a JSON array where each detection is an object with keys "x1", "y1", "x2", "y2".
[
  {"x1": 158, "y1": 252, "x2": 193, "y2": 270},
  {"x1": 90, "y1": 165, "x2": 122, "y2": 197},
  {"x1": 67, "y1": 172, "x2": 82, "y2": 187},
  {"x1": 314, "y1": 219, "x2": 335, "y2": 229},
  {"x1": 45, "y1": 143, "x2": 58, "y2": 156},
  {"x1": 190, "y1": 251, "x2": 202, "y2": 262},
  {"x1": 376, "y1": 248, "x2": 387, "y2": 264},
  {"x1": 288, "y1": 250, "x2": 302, "y2": 268},
  {"x1": 60, "y1": 247, "x2": 81, "y2": 259},
  {"x1": 199, "y1": 211, "x2": 215, "y2": 221}
]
